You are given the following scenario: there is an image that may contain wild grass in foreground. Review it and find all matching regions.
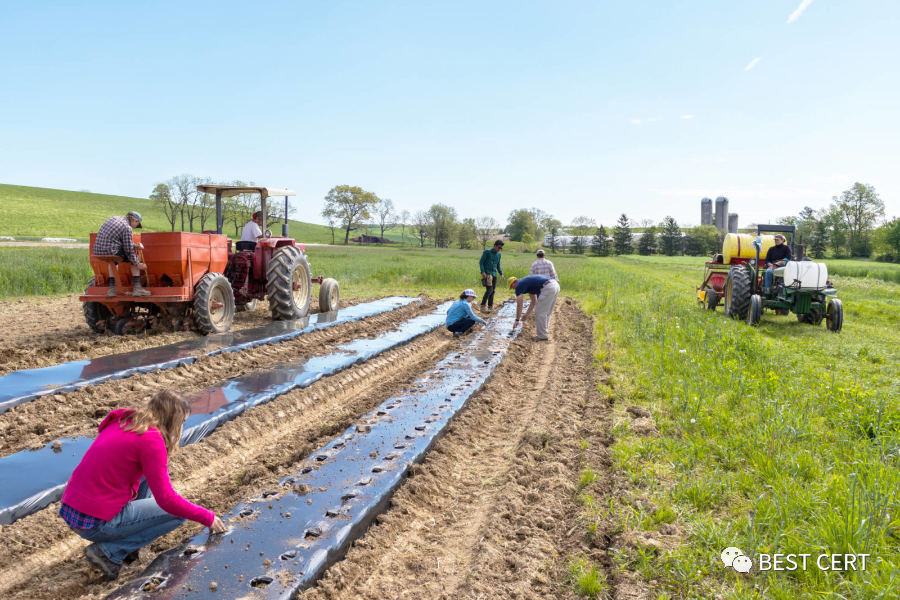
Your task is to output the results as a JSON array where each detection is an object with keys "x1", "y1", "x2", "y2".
[{"x1": 580, "y1": 258, "x2": 900, "y2": 598}]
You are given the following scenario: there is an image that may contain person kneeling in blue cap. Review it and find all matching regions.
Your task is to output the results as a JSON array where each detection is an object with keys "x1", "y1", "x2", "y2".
[{"x1": 446, "y1": 289, "x2": 485, "y2": 336}]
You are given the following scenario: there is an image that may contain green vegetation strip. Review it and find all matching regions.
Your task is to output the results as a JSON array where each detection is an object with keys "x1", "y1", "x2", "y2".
[{"x1": 579, "y1": 258, "x2": 900, "y2": 599}]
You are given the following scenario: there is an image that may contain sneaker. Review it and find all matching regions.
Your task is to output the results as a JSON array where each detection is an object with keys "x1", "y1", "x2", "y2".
[
  {"x1": 531, "y1": 336, "x2": 549, "y2": 342},
  {"x1": 131, "y1": 286, "x2": 151, "y2": 297},
  {"x1": 84, "y1": 543, "x2": 120, "y2": 579}
]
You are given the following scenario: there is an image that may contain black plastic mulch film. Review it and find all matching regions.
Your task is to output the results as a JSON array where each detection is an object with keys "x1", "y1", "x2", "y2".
[
  {"x1": 106, "y1": 302, "x2": 520, "y2": 599},
  {"x1": 0, "y1": 298, "x2": 434, "y2": 526}
]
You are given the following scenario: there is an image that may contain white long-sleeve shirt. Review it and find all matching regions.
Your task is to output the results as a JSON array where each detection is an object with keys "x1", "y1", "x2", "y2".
[{"x1": 241, "y1": 220, "x2": 262, "y2": 242}]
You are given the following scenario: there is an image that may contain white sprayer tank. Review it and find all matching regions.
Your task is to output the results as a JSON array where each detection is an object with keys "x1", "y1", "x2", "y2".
[{"x1": 782, "y1": 261, "x2": 829, "y2": 290}]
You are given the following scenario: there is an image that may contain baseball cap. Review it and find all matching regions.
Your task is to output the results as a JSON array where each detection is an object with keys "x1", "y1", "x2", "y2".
[
  {"x1": 126, "y1": 211, "x2": 143, "y2": 228},
  {"x1": 536, "y1": 249, "x2": 545, "y2": 256},
  {"x1": 463, "y1": 288, "x2": 476, "y2": 298}
]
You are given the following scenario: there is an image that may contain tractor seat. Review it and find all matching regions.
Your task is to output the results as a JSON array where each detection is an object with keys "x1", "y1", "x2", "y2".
[
  {"x1": 235, "y1": 241, "x2": 256, "y2": 252},
  {"x1": 93, "y1": 254, "x2": 124, "y2": 264}
]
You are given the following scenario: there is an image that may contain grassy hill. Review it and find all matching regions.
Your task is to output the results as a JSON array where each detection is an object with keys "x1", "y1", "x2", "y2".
[{"x1": 0, "y1": 183, "x2": 334, "y2": 243}]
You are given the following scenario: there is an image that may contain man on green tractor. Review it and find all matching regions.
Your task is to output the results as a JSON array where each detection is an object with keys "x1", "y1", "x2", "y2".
[{"x1": 763, "y1": 234, "x2": 792, "y2": 293}]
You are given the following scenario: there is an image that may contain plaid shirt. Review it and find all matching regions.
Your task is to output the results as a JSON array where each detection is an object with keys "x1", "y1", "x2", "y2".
[
  {"x1": 93, "y1": 216, "x2": 139, "y2": 264},
  {"x1": 59, "y1": 503, "x2": 105, "y2": 530},
  {"x1": 530, "y1": 257, "x2": 558, "y2": 281}
]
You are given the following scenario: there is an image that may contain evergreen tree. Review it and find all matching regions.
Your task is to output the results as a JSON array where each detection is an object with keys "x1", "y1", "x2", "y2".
[
  {"x1": 808, "y1": 220, "x2": 828, "y2": 258},
  {"x1": 638, "y1": 226, "x2": 658, "y2": 255},
  {"x1": 612, "y1": 213, "x2": 632, "y2": 255},
  {"x1": 658, "y1": 216, "x2": 682, "y2": 256},
  {"x1": 591, "y1": 226, "x2": 609, "y2": 256},
  {"x1": 570, "y1": 235, "x2": 585, "y2": 255}
]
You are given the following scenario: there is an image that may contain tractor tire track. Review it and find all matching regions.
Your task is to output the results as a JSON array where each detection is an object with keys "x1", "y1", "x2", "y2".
[
  {"x1": 0, "y1": 326, "x2": 459, "y2": 599},
  {"x1": 0, "y1": 297, "x2": 437, "y2": 458}
]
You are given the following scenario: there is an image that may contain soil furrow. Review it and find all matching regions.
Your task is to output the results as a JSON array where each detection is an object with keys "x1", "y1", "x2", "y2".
[
  {"x1": 0, "y1": 326, "x2": 459, "y2": 599},
  {"x1": 300, "y1": 299, "x2": 615, "y2": 600},
  {"x1": 0, "y1": 297, "x2": 437, "y2": 457},
  {"x1": 0, "y1": 296, "x2": 376, "y2": 377}
]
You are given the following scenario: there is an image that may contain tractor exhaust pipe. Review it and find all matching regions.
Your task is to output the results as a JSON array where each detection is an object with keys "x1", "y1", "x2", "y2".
[{"x1": 283, "y1": 195, "x2": 289, "y2": 237}]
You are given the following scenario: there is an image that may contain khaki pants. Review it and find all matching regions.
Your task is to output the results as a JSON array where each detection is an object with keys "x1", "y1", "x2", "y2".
[{"x1": 535, "y1": 280, "x2": 560, "y2": 339}]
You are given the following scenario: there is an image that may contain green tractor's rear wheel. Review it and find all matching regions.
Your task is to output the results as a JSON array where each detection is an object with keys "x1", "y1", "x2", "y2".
[
  {"x1": 705, "y1": 289, "x2": 718, "y2": 310},
  {"x1": 826, "y1": 298, "x2": 844, "y2": 333},
  {"x1": 797, "y1": 306, "x2": 824, "y2": 325},
  {"x1": 724, "y1": 266, "x2": 751, "y2": 320},
  {"x1": 194, "y1": 273, "x2": 235, "y2": 334},
  {"x1": 747, "y1": 294, "x2": 762, "y2": 326},
  {"x1": 267, "y1": 246, "x2": 311, "y2": 320}
]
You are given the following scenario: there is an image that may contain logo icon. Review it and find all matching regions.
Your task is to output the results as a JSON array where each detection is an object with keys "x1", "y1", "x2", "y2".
[{"x1": 721, "y1": 547, "x2": 752, "y2": 573}]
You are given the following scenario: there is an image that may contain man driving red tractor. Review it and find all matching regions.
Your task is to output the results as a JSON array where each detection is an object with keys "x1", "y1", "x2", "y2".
[{"x1": 93, "y1": 212, "x2": 150, "y2": 297}]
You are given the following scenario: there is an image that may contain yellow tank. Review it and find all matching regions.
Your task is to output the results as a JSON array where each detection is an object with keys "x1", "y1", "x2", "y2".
[{"x1": 722, "y1": 233, "x2": 776, "y2": 264}]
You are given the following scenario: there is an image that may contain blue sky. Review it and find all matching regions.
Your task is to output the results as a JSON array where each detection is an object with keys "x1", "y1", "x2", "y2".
[{"x1": 1, "y1": 0, "x2": 897, "y2": 228}]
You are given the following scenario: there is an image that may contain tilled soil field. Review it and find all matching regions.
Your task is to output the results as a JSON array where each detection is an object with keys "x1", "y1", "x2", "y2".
[
  {"x1": 0, "y1": 298, "x2": 614, "y2": 600},
  {"x1": 0, "y1": 296, "x2": 375, "y2": 377},
  {"x1": 0, "y1": 297, "x2": 436, "y2": 458}
]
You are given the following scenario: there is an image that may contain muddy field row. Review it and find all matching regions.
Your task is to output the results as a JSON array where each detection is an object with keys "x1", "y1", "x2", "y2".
[
  {"x1": 0, "y1": 296, "x2": 375, "y2": 377},
  {"x1": 0, "y1": 297, "x2": 437, "y2": 458},
  {"x1": 0, "y1": 298, "x2": 614, "y2": 600}
]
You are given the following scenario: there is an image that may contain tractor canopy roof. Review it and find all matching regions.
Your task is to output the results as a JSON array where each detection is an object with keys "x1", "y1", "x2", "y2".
[{"x1": 196, "y1": 185, "x2": 296, "y2": 199}]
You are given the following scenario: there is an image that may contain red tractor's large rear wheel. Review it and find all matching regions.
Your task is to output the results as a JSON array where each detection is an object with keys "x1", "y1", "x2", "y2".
[
  {"x1": 267, "y1": 246, "x2": 311, "y2": 320},
  {"x1": 724, "y1": 266, "x2": 751, "y2": 320}
]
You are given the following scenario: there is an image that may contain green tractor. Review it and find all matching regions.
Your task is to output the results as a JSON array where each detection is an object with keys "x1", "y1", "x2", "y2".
[{"x1": 721, "y1": 224, "x2": 843, "y2": 331}]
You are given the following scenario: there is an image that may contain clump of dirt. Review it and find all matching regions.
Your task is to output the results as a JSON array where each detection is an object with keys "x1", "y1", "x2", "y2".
[{"x1": 0, "y1": 297, "x2": 438, "y2": 458}]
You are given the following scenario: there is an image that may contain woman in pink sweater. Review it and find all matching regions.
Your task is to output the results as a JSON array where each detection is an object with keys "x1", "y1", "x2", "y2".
[{"x1": 60, "y1": 390, "x2": 226, "y2": 579}]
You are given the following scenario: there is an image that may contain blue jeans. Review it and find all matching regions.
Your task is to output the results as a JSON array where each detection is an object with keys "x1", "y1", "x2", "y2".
[
  {"x1": 447, "y1": 318, "x2": 476, "y2": 334},
  {"x1": 74, "y1": 479, "x2": 186, "y2": 565},
  {"x1": 764, "y1": 267, "x2": 775, "y2": 291}
]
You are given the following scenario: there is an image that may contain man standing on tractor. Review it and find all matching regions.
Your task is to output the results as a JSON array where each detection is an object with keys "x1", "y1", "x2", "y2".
[
  {"x1": 529, "y1": 249, "x2": 558, "y2": 281},
  {"x1": 241, "y1": 211, "x2": 264, "y2": 243},
  {"x1": 507, "y1": 274, "x2": 560, "y2": 342},
  {"x1": 763, "y1": 234, "x2": 792, "y2": 292},
  {"x1": 93, "y1": 212, "x2": 149, "y2": 297},
  {"x1": 478, "y1": 240, "x2": 504, "y2": 314}
]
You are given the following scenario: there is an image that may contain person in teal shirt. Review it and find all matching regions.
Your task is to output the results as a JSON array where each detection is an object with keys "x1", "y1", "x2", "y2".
[
  {"x1": 446, "y1": 289, "x2": 485, "y2": 336},
  {"x1": 478, "y1": 240, "x2": 504, "y2": 312}
]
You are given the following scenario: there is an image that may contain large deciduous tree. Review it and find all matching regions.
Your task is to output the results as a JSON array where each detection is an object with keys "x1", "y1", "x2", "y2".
[
  {"x1": 374, "y1": 198, "x2": 396, "y2": 242},
  {"x1": 831, "y1": 183, "x2": 885, "y2": 256},
  {"x1": 475, "y1": 216, "x2": 499, "y2": 250},
  {"x1": 507, "y1": 209, "x2": 537, "y2": 242},
  {"x1": 321, "y1": 185, "x2": 380, "y2": 244},
  {"x1": 428, "y1": 204, "x2": 458, "y2": 248},
  {"x1": 150, "y1": 183, "x2": 178, "y2": 232}
]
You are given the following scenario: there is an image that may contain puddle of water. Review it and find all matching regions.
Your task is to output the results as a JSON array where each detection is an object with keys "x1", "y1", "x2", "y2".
[
  {"x1": 0, "y1": 302, "x2": 451, "y2": 526},
  {"x1": 0, "y1": 297, "x2": 419, "y2": 414},
  {"x1": 104, "y1": 302, "x2": 519, "y2": 599}
]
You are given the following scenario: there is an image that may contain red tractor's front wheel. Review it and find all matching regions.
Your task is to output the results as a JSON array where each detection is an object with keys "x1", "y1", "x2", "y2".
[{"x1": 194, "y1": 273, "x2": 235, "y2": 334}]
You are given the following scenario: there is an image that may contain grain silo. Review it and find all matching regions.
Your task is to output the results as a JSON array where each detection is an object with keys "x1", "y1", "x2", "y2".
[
  {"x1": 714, "y1": 196, "x2": 729, "y2": 232},
  {"x1": 728, "y1": 213, "x2": 739, "y2": 234},
  {"x1": 700, "y1": 198, "x2": 713, "y2": 226}
]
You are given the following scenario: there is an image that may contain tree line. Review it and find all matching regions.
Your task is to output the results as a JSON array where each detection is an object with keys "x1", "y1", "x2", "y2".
[{"x1": 150, "y1": 175, "x2": 294, "y2": 235}]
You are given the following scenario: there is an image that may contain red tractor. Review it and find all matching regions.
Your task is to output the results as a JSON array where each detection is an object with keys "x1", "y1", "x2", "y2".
[{"x1": 80, "y1": 186, "x2": 339, "y2": 335}]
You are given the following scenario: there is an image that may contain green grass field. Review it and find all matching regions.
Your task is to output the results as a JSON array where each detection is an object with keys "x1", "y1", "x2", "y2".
[
  {"x1": 0, "y1": 183, "x2": 335, "y2": 243},
  {"x1": 2, "y1": 246, "x2": 898, "y2": 598}
]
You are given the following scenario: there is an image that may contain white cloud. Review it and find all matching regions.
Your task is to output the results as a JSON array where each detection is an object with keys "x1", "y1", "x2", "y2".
[
  {"x1": 745, "y1": 57, "x2": 762, "y2": 71},
  {"x1": 787, "y1": 0, "x2": 814, "y2": 23},
  {"x1": 630, "y1": 119, "x2": 642, "y2": 125},
  {"x1": 647, "y1": 116, "x2": 663, "y2": 122},
  {"x1": 681, "y1": 115, "x2": 693, "y2": 119}
]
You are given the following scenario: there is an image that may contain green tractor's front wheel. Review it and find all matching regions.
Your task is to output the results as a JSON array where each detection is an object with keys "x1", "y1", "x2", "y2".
[
  {"x1": 724, "y1": 266, "x2": 751, "y2": 320},
  {"x1": 826, "y1": 299, "x2": 844, "y2": 333},
  {"x1": 747, "y1": 294, "x2": 762, "y2": 326}
]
